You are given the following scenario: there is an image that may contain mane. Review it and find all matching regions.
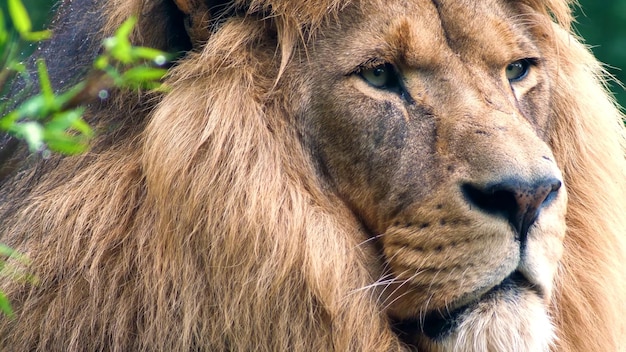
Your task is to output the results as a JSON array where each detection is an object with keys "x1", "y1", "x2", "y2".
[
  {"x1": 0, "y1": 0, "x2": 624, "y2": 351},
  {"x1": 547, "y1": 23, "x2": 626, "y2": 352},
  {"x1": 0, "y1": 1, "x2": 402, "y2": 350}
]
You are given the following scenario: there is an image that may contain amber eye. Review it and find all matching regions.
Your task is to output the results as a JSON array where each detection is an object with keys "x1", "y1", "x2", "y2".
[
  {"x1": 506, "y1": 59, "x2": 532, "y2": 82},
  {"x1": 359, "y1": 63, "x2": 401, "y2": 90}
]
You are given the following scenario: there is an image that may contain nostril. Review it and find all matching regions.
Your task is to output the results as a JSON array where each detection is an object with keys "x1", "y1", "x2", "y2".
[
  {"x1": 461, "y1": 184, "x2": 518, "y2": 220},
  {"x1": 461, "y1": 178, "x2": 561, "y2": 241}
]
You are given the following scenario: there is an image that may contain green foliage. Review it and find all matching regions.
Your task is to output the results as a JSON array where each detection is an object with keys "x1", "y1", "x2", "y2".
[
  {"x1": 6, "y1": 0, "x2": 51, "y2": 41},
  {"x1": 0, "y1": 59, "x2": 92, "y2": 154},
  {"x1": 0, "y1": 245, "x2": 37, "y2": 318},
  {"x1": 0, "y1": 0, "x2": 169, "y2": 317},
  {"x1": 95, "y1": 17, "x2": 169, "y2": 90},
  {"x1": 1, "y1": 10, "x2": 168, "y2": 154}
]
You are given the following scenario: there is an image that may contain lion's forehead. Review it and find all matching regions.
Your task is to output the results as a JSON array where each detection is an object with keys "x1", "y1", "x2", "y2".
[{"x1": 332, "y1": 0, "x2": 541, "y2": 71}]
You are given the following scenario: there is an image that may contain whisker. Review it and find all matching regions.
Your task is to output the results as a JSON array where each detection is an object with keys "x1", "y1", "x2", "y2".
[
  {"x1": 354, "y1": 233, "x2": 386, "y2": 249},
  {"x1": 380, "y1": 268, "x2": 426, "y2": 311},
  {"x1": 375, "y1": 268, "x2": 413, "y2": 304},
  {"x1": 348, "y1": 273, "x2": 397, "y2": 294}
]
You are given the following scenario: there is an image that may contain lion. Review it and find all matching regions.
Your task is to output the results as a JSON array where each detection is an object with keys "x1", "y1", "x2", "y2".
[{"x1": 1, "y1": 0, "x2": 625, "y2": 350}]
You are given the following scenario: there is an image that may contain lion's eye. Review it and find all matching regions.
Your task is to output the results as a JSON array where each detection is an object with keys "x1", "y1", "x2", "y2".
[
  {"x1": 506, "y1": 59, "x2": 532, "y2": 82},
  {"x1": 359, "y1": 63, "x2": 401, "y2": 91}
]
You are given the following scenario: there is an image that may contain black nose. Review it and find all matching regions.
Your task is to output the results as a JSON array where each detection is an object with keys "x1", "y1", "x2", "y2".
[{"x1": 461, "y1": 178, "x2": 561, "y2": 241}]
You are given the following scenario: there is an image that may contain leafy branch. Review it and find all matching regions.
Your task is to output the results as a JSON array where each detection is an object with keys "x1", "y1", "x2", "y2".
[
  {"x1": 1, "y1": 8, "x2": 169, "y2": 155},
  {"x1": 0, "y1": 0, "x2": 170, "y2": 317}
]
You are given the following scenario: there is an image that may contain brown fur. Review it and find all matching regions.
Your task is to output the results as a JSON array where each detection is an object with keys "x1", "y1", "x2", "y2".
[{"x1": 1, "y1": 0, "x2": 625, "y2": 351}]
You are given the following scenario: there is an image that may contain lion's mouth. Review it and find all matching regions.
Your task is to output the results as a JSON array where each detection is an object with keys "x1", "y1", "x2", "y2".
[{"x1": 392, "y1": 271, "x2": 540, "y2": 344}]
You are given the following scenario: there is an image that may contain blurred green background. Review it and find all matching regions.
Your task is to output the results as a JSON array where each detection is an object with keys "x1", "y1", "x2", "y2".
[{"x1": 5, "y1": 0, "x2": 626, "y2": 109}]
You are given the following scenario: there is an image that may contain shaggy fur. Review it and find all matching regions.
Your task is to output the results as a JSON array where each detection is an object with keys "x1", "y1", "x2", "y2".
[{"x1": 1, "y1": 0, "x2": 625, "y2": 351}]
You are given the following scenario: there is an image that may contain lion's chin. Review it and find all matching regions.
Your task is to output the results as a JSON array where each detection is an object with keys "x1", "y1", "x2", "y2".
[{"x1": 394, "y1": 272, "x2": 555, "y2": 352}]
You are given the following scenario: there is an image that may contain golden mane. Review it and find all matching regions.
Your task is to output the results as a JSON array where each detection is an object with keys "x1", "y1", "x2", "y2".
[
  {"x1": 0, "y1": 0, "x2": 625, "y2": 351},
  {"x1": 548, "y1": 24, "x2": 626, "y2": 352}
]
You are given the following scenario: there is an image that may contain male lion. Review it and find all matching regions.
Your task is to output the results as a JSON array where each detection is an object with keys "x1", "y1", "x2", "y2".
[{"x1": 1, "y1": 0, "x2": 625, "y2": 351}]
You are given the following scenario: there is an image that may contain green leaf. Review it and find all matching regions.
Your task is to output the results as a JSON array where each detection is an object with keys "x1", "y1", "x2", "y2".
[
  {"x1": 22, "y1": 29, "x2": 51, "y2": 42},
  {"x1": 102, "y1": 37, "x2": 117, "y2": 51},
  {"x1": 0, "y1": 111, "x2": 19, "y2": 130},
  {"x1": 0, "y1": 291, "x2": 14, "y2": 318},
  {"x1": 106, "y1": 17, "x2": 136, "y2": 63},
  {"x1": 0, "y1": 244, "x2": 16, "y2": 258},
  {"x1": 48, "y1": 108, "x2": 89, "y2": 132},
  {"x1": 14, "y1": 95, "x2": 51, "y2": 121},
  {"x1": 42, "y1": 109, "x2": 92, "y2": 154},
  {"x1": 115, "y1": 17, "x2": 136, "y2": 41},
  {"x1": 10, "y1": 61, "x2": 26, "y2": 73},
  {"x1": 0, "y1": 244, "x2": 28, "y2": 265},
  {"x1": 93, "y1": 56, "x2": 109, "y2": 70},
  {"x1": 7, "y1": 0, "x2": 32, "y2": 35},
  {"x1": 37, "y1": 59, "x2": 54, "y2": 104},
  {"x1": 131, "y1": 47, "x2": 168, "y2": 61},
  {"x1": 70, "y1": 116, "x2": 93, "y2": 137},
  {"x1": 0, "y1": 9, "x2": 7, "y2": 47},
  {"x1": 121, "y1": 66, "x2": 166, "y2": 83},
  {"x1": 44, "y1": 132, "x2": 89, "y2": 155},
  {"x1": 15, "y1": 122, "x2": 44, "y2": 152},
  {"x1": 111, "y1": 45, "x2": 133, "y2": 64}
]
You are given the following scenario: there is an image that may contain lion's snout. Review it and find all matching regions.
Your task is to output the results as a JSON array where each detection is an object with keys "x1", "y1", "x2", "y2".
[{"x1": 461, "y1": 178, "x2": 562, "y2": 242}]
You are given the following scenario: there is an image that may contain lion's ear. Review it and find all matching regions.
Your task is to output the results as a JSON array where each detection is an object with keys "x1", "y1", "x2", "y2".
[{"x1": 173, "y1": 0, "x2": 240, "y2": 45}]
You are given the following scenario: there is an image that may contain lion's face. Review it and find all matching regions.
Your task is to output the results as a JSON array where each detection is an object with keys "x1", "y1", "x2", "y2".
[{"x1": 293, "y1": 0, "x2": 567, "y2": 349}]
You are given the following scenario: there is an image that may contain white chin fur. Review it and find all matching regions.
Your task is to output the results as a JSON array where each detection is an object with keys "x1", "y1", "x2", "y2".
[{"x1": 420, "y1": 290, "x2": 554, "y2": 352}]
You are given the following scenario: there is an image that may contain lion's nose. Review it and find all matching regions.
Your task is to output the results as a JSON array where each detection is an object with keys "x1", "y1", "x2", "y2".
[{"x1": 461, "y1": 178, "x2": 562, "y2": 241}]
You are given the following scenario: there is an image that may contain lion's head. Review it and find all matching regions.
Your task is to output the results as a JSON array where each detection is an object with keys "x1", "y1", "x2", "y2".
[
  {"x1": 274, "y1": 0, "x2": 570, "y2": 348},
  {"x1": 1, "y1": 0, "x2": 625, "y2": 351},
  {"x1": 292, "y1": 1, "x2": 568, "y2": 348}
]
